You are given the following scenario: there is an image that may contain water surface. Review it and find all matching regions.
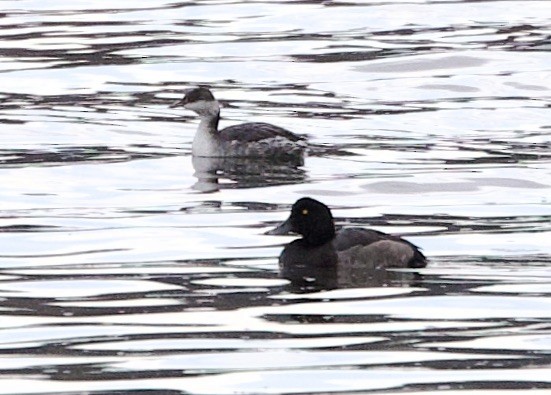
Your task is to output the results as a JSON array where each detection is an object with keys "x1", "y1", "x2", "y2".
[{"x1": 0, "y1": 0, "x2": 550, "y2": 394}]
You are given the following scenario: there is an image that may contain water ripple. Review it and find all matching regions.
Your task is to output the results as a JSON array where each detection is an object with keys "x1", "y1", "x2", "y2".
[{"x1": 0, "y1": 0, "x2": 550, "y2": 393}]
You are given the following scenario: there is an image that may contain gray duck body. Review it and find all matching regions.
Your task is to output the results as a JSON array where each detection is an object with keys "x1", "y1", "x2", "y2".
[{"x1": 268, "y1": 197, "x2": 427, "y2": 288}]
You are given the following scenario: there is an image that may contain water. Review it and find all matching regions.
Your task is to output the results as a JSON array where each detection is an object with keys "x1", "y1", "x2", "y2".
[{"x1": 0, "y1": 0, "x2": 550, "y2": 394}]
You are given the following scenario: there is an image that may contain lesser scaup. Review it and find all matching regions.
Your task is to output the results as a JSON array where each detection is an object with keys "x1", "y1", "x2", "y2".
[
  {"x1": 268, "y1": 197, "x2": 427, "y2": 288},
  {"x1": 171, "y1": 87, "x2": 307, "y2": 158}
]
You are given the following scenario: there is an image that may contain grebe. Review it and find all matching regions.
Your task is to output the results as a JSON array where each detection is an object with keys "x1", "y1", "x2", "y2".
[{"x1": 171, "y1": 87, "x2": 307, "y2": 158}]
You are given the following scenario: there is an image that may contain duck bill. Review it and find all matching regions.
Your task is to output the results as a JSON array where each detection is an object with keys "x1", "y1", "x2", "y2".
[
  {"x1": 169, "y1": 98, "x2": 186, "y2": 108},
  {"x1": 266, "y1": 217, "x2": 294, "y2": 235}
]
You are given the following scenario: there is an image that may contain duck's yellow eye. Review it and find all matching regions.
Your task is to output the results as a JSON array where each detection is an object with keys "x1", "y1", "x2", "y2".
[{"x1": 302, "y1": 209, "x2": 309, "y2": 215}]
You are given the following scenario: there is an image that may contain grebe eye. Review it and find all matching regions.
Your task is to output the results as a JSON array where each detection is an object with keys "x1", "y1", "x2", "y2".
[{"x1": 302, "y1": 209, "x2": 309, "y2": 215}]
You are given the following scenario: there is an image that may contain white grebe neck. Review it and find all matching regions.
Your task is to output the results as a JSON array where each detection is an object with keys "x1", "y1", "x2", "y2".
[{"x1": 192, "y1": 101, "x2": 222, "y2": 157}]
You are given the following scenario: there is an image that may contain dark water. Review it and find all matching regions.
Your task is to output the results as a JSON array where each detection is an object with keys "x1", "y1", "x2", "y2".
[{"x1": 0, "y1": 1, "x2": 550, "y2": 394}]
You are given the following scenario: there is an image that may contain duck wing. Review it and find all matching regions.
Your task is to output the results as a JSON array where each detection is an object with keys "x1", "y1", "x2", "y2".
[{"x1": 334, "y1": 228, "x2": 426, "y2": 269}]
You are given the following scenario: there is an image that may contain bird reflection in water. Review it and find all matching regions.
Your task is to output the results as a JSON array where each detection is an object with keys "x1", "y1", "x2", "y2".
[{"x1": 191, "y1": 155, "x2": 306, "y2": 192}]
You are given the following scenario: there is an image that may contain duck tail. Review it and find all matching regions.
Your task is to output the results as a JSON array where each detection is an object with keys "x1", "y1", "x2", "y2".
[{"x1": 409, "y1": 248, "x2": 427, "y2": 268}]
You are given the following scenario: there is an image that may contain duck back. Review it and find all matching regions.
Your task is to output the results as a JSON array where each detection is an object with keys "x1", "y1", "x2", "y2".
[{"x1": 334, "y1": 228, "x2": 427, "y2": 268}]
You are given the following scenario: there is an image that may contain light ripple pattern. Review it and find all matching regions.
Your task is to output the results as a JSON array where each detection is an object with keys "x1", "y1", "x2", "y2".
[{"x1": 0, "y1": 0, "x2": 549, "y2": 394}]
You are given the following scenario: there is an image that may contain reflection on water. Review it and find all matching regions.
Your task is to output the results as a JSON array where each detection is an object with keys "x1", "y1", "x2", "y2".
[
  {"x1": 0, "y1": 0, "x2": 550, "y2": 394},
  {"x1": 0, "y1": 256, "x2": 550, "y2": 394},
  {"x1": 283, "y1": 265, "x2": 423, "y2": 292},
  {"x1": 191, "y1": 155, "x2": 306, "y2": 192},
  {"x1": 0, "y1": 145, "x2": 174, "y2": 167}
]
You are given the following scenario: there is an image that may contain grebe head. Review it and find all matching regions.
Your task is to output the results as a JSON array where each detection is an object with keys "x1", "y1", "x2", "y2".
[{"x1": 171, "y1": 87, "x2": 220, "y2": 117}]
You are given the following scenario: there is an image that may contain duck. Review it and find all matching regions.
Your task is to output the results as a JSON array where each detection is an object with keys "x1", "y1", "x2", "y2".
[
  {"x1": 170, "y1": 87, "x2": 307, "y2": 158},
  {"x1": 267, "y1": 197, "x2": 427, "y2": 288}
]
